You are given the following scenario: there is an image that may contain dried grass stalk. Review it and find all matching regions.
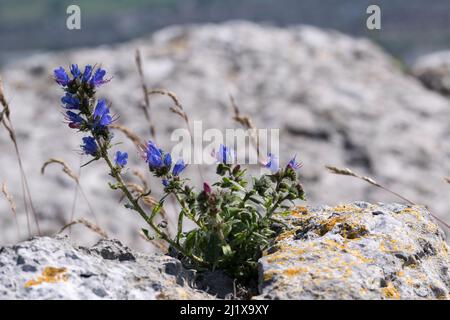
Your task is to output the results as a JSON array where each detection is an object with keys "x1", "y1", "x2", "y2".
[
  {"x1": 229, "y1": 95, "x2": 263, "y2": 164},
  {"x1": 326, "y1": 165, "x2": 450, "y2": 229},
  {"x1": 135, "y1": 49, "x2": 156, "y2": 138},
  {"x1": 41, "y1": 158, "x2": 79, "y2": 182},
  {"x1": 0, "y1": 74, "x2": 40, "y2": 236},
  {"x1": 58, "y1": 218, "x2": 108, "y2": 239},
  {"x1": 147, "y1": 89, "x2": 188, "y2": 123},
  {"x1": 41, "y1": 157, "x2": 98, "y2": 225},
  {"x1": 110, "y1": 124, "x2": 145, "y2": 148},
  {"x1": 146, "y1": 88, "x2": 205, "y2": 180},
  {"x1": 131, "y1": 169, "x2": 148, "y2": 191},
  {"x1": 1, "y1": 181, "x2": 20, "y2": 238}
]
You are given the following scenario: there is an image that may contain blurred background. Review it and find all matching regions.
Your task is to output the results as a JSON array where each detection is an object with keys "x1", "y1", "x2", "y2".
[
  {"x1": 2, "y1": 0, "x2": 450, "y2": 65},
  {"x1": 1, "y1": 0, "x2": 450, "y2": 250}
]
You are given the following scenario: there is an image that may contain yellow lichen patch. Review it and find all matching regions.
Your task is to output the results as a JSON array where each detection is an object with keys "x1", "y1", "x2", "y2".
[
  {"x1": 323, "y1": 239, "x2": 373, "y2": 263},
  {"x1": 381, "y1": 282, "x2": 401, "y2": 299},
  {"x1": 24, "y1": 267, "x2": 68, "y2": 288},
  {"x1": 263, "y1": 270, "x2": 280, "y2": 281},
  {"x1": 276, "y1": 229, "x2": 297, "y2": 242},
  {"x1": 283, "y1": 267, "x2": 309, "y2": 277},
  {"x1": 330, "y1": 204, "x2": 362, "y2": 214},
  {"x1": 399, "y1": 207, "x2": 424, "y2": 222},
  {"x1": 319, "y1": 216, "x2": 346, "y2": 236}
]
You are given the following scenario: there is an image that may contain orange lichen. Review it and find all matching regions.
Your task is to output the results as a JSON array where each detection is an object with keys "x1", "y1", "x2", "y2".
[
  {"x1": 276, "y1": 229, "x2": 297, "y2": 242},
  {"x1": 291, "y1": 206, "x2": 309, "y2": 217},
  {"x1": 283, "y1": 267, "x2": 309, "y2": 277},
  {"x1": 24, "y1": 267, "x2": 68, "y2": 288},
  {"x1": 381, "y1": 282, "x2": 400, "y2": 299}
]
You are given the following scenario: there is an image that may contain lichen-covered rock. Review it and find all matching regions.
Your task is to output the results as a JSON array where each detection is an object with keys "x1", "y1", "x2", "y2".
[
  {"x1": 412, "y1": 50, "x2": 450, "y2": 95},
  {"x1": 0, "y1": 236, "x2": 213, "y2": 299},
  {"x1": 256, "y1": 202, "x2": 450, "y2": 300}
]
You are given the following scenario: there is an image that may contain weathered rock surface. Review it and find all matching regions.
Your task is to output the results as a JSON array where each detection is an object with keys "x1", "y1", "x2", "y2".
[
  {"x1": 257, "y1": 202, "x2": 450, "y2": 300},
  {"x1": 1, "y1": 22, "x2": 450, "y2": 249},
  {"x1": 1, "y1": 203, "x2": 448, "y2": 300},
  {"x1": 412, "y1": 50, "x2": 450, "y2": 95},
  {"x1": 0, "y1": 236, "x2": 212, "y2": 299}
]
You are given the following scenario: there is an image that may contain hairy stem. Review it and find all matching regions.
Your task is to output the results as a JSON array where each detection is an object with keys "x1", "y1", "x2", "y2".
[{"x1": 97, "y1": 138, "x2": 206, "y2": 266}]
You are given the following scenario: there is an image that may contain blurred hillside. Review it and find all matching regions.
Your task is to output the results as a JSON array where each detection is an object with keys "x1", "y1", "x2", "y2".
[{"x1": 1, "y1": 0, "x2": 450, "y2": 66}]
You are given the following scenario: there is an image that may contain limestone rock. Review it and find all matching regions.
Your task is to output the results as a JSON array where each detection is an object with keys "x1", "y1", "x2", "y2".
[
  {"x1": 412, "y1": 50, "x2": 450, "y2": 95},
  {"x1": 0, "y1": 236, "x2": 213, "y2": 299},
  {"x1": 256, "y1": 202, "x2": 450, "y2": 300}
]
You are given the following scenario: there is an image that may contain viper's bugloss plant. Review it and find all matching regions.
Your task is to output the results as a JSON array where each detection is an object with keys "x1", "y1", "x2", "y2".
[{"x1": 54, "y1": 64, "x2": 306, "y2": 282}]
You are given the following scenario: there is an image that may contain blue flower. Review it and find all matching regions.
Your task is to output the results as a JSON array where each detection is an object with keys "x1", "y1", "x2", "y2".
[
  {"x1": 61, "y1": 93, "x2": 80, "y2": 109},
  {"x1": 114, "y1": 151, "x2": 128, "y2": 167},
  {"x1": 172, "y1": 159, "x2": 187, "y2": 176},
  {"x1": 66, "y1": 111, "x2": 83, "y2": 128},
  {"x1": 54, "y1": 67, "x2": 70, "y2": 86},
  {"x1": 90, "y1": 68, "x2": 108, "y2": 87},
  {"x1": 81, "y1": 136, "x2": 98, "y2": 156},
  {"x1": 70, "y1": 64, "x2": 81, "y2": 78},
  {"x1": 162, "y1": 179, "x2": 169, "y2": 187},
  {"x1": 93, "y1": 99, "x2": 112, "y2": 127},
  {"x1": 287, "y1": 155, "x2": 302, "y2": 170},
  {"x1": 215, "y1": 144, "x2": 235, "y2": 164},
  {"x1": 82, "y1": 65, "x2": 93, "y2": 83},
  {"x1": 265, "y1": 153, "x2": 279, "y2": 173},
  {"x1": 145, "y1": 141, "x2": 164, "y2": 169},
  {"x1": 164, "y1": 153, "x2": 172, "y2": 168}
]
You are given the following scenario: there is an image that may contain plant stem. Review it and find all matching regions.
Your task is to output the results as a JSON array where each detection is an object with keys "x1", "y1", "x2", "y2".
[{"x1": 96, "y1": 138, "x2": 206, "y2": 266}]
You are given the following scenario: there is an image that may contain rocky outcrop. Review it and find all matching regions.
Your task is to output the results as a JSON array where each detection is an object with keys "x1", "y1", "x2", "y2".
[
  {"x1": 1, "y1": 203, "x2": 449, "y2": 300},
  {"x1": 0, "y1": 236, "x2": 212, "y2": 299},
  {"x1": 1, "y1": 22, "x2": 450, "y2": 249},
  {"x1": 257, "y1": 202, "x2": 450, "y2": 300},
  {"x1": 412, "y1": 50, "x2": 450, "y2": 95}
]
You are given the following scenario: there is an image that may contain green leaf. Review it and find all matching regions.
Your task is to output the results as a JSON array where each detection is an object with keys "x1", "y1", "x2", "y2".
[{"x1": 222, "y1": 244, "x2": 233, "y2": 256}]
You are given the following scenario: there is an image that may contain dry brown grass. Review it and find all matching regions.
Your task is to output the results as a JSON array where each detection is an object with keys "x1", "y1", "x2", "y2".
[
  {"x1": 1, "y1": 181, "x2": 20, "y2": 238},
  {"x1": 41, "y1": 157, "x2": 98, "y2": 225},
  {"x1": 147, "y1": 89, "x2": 188, "y2": 123},
  {"x1": 0, "y1": 75, "x2": 40, "y2": 236},
  {"x1": 326, "y1": 165, "x2": 450, "y2": 229},
  {"x1": 135, "y1": 49, "x2": 156, "y2": 139},
  {"x1": 58, "y1": 218, "x2": 108, "y2": 239},
  {"x1": 110, "y1": 124, "x2": 145, "y2": 149},
  {"x1": 229, "y1": 95, "x2": 264, "y2": 165}
]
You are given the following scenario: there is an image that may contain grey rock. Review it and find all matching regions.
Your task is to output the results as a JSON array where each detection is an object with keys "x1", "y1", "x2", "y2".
[
  {"x1": 411, "y1": 50, "x2": 450, "y2": 95},
  {"x1": 255, "y1": 202, "x2": 450, "y2": 300},
  {"x1": 1, "y1": 22, "x2": 450, "y2": 250},
  {"x1": 0, "y1": 236, "x2": 213, "y2": 299}
]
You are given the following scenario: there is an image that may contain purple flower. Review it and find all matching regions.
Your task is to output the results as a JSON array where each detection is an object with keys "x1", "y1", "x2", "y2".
[
  {"x1": 162, "y1": 179, "x2": 169, "y2": 187},
  {"x1": 114, "y1": 151, "x2": 128, "y2": 167},
  {"x1": 90, "y1": 68, "x2": 108, "y2": 87},
  {"x1": 172, "y1": 159, "x2": 187, "y2": 176},
  {"x1": 215, "y1": 144, "x2": 235, "y2": 164},
  {"x1": 65, "y1": 111, "x2": 83, "y2": 129},
  {"x1": 70, "y1": 64, "x2": 81, "y2": 78},
  {"x1": 93, "y1": 99, "x2": 112, "y2": 127},
  {"x1": 287, "y1": 155, "x2": 302, "y2": 170},
  {"x1": 82, "y1": 65, "x2": 93, "y2": 83},
  {"x1": 145, "y1": 141, "x2": 164, "y2": 169},
  {"x1": 81, "y1": 136, "x2": 98, "y2": 156},
  {"x1": 203, "y1": 182, "x2": 212, "y2": 194},
  {"x1": 61, "y1": 93, "x2": 80, "y2": 109},
  {"x1": 54, "y1": 67, "x2": 70, "y2": 86},
  {"x1": 265, "y1": 153, "x2": 279, "y2": 173}
]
